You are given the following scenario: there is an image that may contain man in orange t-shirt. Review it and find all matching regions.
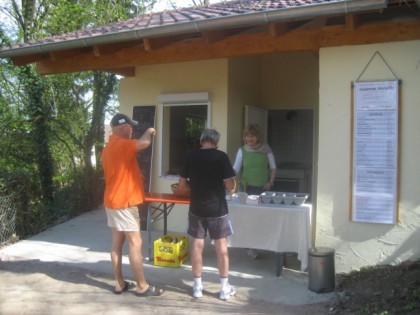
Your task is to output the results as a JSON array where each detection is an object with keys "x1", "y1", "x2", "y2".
[{"x1": 102, "y1": 113, "x2": 163, "y2": 297}]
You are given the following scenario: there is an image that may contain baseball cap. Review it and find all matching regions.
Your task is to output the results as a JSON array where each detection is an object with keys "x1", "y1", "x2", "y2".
[{"x1": 110, "y1": 113, "x2": 138, "y2": 127}]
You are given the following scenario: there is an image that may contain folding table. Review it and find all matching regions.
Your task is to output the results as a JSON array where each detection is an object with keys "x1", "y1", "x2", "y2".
[{"x1": 143, "y1": 192, "x2": 190, "y2": 259}]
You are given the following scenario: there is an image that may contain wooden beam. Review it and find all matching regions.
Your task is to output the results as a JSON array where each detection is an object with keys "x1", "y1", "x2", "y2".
[
  {"x1": 11, "y1": 53, "x2": 48, "y2": 66},
  {"x1": 49, "y1": 48, "x2": 91, "y2": 61},
  {"x1": 201, "y1": 30, "x2": 231, "y2": 44},
  {"x1": 143, "y1": 38, "x2": 152, "y2": 51},
  {"x1": 268, "y1": 22, "x2": 289, "y2": 37},
  {"x1": 142, "y1": 37, "x2": 174, "y2": 51},
  {"x1": 93, "y1": 40, "x2": 144, "y2": 56},
  {"x1": 144, "y1": 33, "x2": 202, "y2": 51},
  {"x1": 345, "y1": 14, "x2": 360, "y2": 30},
  {"x1": 35, "y1": 19, "x2": 420, "y2": 75}
]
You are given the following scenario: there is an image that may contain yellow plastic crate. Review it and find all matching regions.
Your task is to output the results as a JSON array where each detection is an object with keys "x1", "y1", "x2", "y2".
[{"x1": 154, "y1": 234, "x2": 189, "y2": 267}]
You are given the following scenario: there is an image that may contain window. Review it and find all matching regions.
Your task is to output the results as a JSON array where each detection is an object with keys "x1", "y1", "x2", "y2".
[{"x1": 158, "y1": 93, "x2": 210, "y2": 178}]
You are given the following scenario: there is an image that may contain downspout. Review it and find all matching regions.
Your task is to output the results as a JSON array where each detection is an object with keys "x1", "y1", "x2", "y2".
[{"x1": 0, "y1": 0, "x2": 387, "y2": 58}]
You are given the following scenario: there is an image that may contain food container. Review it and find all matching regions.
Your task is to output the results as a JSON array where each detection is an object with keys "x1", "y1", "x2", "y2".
[
  {"x1": 231, "y1": 193, "x2": 239, "y2": 203},
  {"x1": 283, "y1": 193, "x2": 309, "y2": 205},
  {"x1": 293, "y1": 193, "x2": 309, "y2": 206},
  {"x1": 246, "y1": 194, "x2": 260, "y2": 205},
  {"x1": 237, "y1": 192, "x2": 248, "y2": 204},
  {"x1": 283, "y1": 193, "x2": 297, "y2": 205},
  {"x1": 261, "y1": 191, "x2": 276, "y2": 204},
  {"x1": 272, "y1": 192, "x2": 286, "y2": 204}
]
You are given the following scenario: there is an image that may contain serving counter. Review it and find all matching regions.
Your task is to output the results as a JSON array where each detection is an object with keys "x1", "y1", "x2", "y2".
[
  {"x1": 143, "y1": 192, "x2": 312, "y2": 276},
  {"x1": 227, "y1": 202, "x2": 312, "y2": 275}
]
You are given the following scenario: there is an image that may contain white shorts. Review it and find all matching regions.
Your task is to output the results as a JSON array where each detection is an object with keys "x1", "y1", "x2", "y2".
[{"x1": 106, "y1": 206, "x2": 140, "y2": 232}]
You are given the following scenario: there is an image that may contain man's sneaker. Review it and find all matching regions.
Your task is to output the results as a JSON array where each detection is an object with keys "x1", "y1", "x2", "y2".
[
  {"x1": 192, "y1": 284, "x2": 203, "y2": 298},
  {"x1": 220, "y1": 284, "x2": 236, "y2": 300},
  {"x1": 246, "y1": 248, "x2": 259, "y2": 259}
]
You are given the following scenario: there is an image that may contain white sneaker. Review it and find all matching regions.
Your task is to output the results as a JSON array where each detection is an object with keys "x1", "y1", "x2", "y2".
[
  {"x1": 193, "y1": 284, "x2": 203, "y2": 298},
  {"x1": 220, "y1": 284, "x2": 236, "y2": 300}
]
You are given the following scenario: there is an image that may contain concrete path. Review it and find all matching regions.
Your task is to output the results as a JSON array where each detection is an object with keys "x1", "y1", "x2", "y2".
[{"x1": 0, "y1": 207, "x2": 337, "y2": 314}]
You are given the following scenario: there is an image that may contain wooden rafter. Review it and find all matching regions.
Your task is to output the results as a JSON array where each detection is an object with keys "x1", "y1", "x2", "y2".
[
  {"x1": 345, "y1": 14, "x2": 360, "y2": 30},
  {"x1": 17, "y1": 18, "x2": 419, "y2": 75},
  {"x1": 268, "y1": 22, "x2": 289, "y2": 37},
  {"x1": 93, "y1": 40, "x2": 144, "y2": 57},
  {"x1": 201, "y1": 30, "x2": 229, "y2": 44},
  {"x1": 11, "y1": 52, "x2": 47, "y2": 66}
]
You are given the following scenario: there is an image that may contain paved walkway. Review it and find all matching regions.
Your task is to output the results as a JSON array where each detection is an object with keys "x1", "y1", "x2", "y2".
[{"x1": 0, "y1": 207, "x2": 337, "y2": 314}]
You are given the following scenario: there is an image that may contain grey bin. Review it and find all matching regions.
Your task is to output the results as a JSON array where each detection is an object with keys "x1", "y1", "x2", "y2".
[{"x1": 308, "y1": 247, "x2": 335, "y2": 293}]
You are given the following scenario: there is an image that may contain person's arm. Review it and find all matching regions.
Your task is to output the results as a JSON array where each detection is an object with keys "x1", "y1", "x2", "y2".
[
  {"x1": 135, "y1": 128, "x2": 156, "y2": 151},
  {"x1": 263, "y1": 152, "x2": 277, "y2": 191},
  {"x1": 232, "y1": 148, "x2": 243, "y2": 175},
  {"x1": 224, "y1": 177, "x2": 236, "y2": 194},
  {"x1": 263, "y1": 168, "x2": 276, "y2": 190},
  {"x1": 178, "y1": 177, "x2": 189, "y2": 189}
]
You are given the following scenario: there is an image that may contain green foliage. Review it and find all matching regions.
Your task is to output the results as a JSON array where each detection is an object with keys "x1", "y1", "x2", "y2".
[
  {"x1": 46, "y1": 0, "x2": 90, "y2": 35},
  {"x1": 185, "y1": 115, "x2": 205, "y2": 152},
  {"x1": 1, "y1": 167, "x2": 104, "y2": 238},
  {"x1": 0, "y1": 0, "x2": 152, "y2": 239},
  {"x1": 19, "y1": 65, "x2": 55, "y2": 202},
  {"x1": 49, "y1": 168, "x2": 104, "y2": 219}
]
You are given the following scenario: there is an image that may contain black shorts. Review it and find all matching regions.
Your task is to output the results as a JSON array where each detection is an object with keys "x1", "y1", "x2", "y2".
[{"x1": 187, "y1": 212, "x2": 233, "y2": 240}]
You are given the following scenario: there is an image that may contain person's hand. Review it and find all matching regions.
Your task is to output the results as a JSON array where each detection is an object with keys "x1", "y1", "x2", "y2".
[
  {"x1": 263, "y1": 182, "x2": 273, "y2": 191},
  {"x1": 148, "y1": 128, "x2": 156, "y2": 137},
  {"x1": 225, "y1": 188, "x2": 235, "y2": 195}
]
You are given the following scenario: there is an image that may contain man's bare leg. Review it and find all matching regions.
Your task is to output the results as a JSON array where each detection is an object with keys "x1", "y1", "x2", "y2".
[
  {"x1": 111, "y1": 228, "x2": 126, "y2": 292},
  {"x1": 214, "y1": 237, "x2": 229, "y2": 277},
  {"x1": 125, "y1": 231, "x2": 149, "y2": 293},
  {"x1": 191, "y1": 237, "x2": 205, "y2": 277}
]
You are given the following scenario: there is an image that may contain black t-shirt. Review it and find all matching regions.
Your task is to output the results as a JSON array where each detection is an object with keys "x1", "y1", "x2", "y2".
[{"x1": 180, "y1": 148, "x2": 235, "y2": 218}]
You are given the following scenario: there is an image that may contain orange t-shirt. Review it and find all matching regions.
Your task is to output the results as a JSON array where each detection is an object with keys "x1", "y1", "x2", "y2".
[{"x1": 102, "y1": 135, "x2": 145, "y2": 209}]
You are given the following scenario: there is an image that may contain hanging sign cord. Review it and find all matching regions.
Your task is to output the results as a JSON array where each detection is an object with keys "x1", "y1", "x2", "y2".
[{"x1": 356, "y1": 51, "x2": 400, "y2": 82}]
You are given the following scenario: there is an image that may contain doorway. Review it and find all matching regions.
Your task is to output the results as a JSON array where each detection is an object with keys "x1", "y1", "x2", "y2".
[{"x1": 268, "y1": 109, "x2": 314, "y2": 197}]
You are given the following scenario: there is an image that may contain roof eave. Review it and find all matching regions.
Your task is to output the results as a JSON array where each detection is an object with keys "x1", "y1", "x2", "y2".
[{"x1": 0, "y1": 0, "x2": 388, "y2": 59}]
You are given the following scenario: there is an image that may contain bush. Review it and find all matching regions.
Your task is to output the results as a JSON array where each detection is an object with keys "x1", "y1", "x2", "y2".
[{"x1": 0, "y1": 168, "x2": 104, "y2": 239}]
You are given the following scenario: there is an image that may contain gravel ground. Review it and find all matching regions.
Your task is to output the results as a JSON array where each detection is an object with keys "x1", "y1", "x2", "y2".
[{"x1": 0, "y1": 256, "x2": 333, "y2": 315}]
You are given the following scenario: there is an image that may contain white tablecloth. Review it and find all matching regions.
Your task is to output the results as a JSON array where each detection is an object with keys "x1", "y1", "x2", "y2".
[{"x1": 227, "y1": 202, "x2": 312, "y2": 271}]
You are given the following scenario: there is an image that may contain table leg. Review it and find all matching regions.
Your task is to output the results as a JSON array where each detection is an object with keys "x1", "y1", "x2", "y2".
[
  {"x1": 144, "y1": 201, "x2": 177, "y2": 261},
  {"x1": 276, "y1": 252, "x2": 285, "y2": 277},
  {"x1": 147, "y1": 204, "x2": 153, "y2": 260},
  {"x1": 163, "y1": 202, "x2": 168, "y2": 235}
]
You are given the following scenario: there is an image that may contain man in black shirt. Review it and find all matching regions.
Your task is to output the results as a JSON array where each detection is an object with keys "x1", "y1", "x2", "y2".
[{"x1": 178, "y1": 128, "x2": 236, "y2": 300}]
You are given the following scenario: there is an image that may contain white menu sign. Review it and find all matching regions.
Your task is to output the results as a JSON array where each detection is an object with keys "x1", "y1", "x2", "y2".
[{"x1": 352, "y1": 81, "x2": 398, "y2": 224}]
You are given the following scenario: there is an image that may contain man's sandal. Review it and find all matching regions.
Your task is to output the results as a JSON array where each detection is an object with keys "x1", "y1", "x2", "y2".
[
  {"x1": 135, "y1": 285, "x2": 164, "y2": 297},
  {"x1": 114, "y1": 281, "x2": 130, "y2": 295}
]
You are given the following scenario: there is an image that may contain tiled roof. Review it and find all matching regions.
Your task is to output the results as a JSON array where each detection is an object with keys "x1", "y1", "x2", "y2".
[{"x1": 0, "y1": 0, "x2": 387, "y2": 56}]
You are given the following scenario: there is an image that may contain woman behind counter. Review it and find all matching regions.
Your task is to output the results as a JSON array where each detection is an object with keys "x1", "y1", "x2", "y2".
[
  {"x1": 232, "y1": 124, "x2": 277, "y2": 259},
  {"x1": 233, "y1": 124, "x2": 277, "y2": 195}
]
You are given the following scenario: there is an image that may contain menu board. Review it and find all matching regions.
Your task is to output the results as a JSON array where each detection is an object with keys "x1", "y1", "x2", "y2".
[{"x1": 352, "y1": 81, "x2": 399, "y2": 224}]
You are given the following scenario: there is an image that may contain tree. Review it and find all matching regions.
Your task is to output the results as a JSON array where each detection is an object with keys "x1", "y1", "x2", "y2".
[{"x1": 0, "y1": 0, "x2": 153, "y2": 236}]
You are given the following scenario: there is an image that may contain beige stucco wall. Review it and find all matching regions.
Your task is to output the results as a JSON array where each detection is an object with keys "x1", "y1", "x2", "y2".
[
  {"x1": 261, "y1": 51, "x2": 319, "y2": 109},
  {"x1": 318, "y1": 40, "x2": 420, "y2": 273},
  {"x1": 226, "y1": 56, "x2": 261, "y2": 160}
]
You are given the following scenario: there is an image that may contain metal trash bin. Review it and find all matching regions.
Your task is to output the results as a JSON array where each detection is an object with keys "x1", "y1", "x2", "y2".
[{"x1": 308, "y1": 247, "x2": 335, "y2": 293}]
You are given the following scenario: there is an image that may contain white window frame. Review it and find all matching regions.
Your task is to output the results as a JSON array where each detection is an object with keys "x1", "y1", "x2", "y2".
[{"x1": 157, "y1": 92, "x2": 211, "y2": 179}]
